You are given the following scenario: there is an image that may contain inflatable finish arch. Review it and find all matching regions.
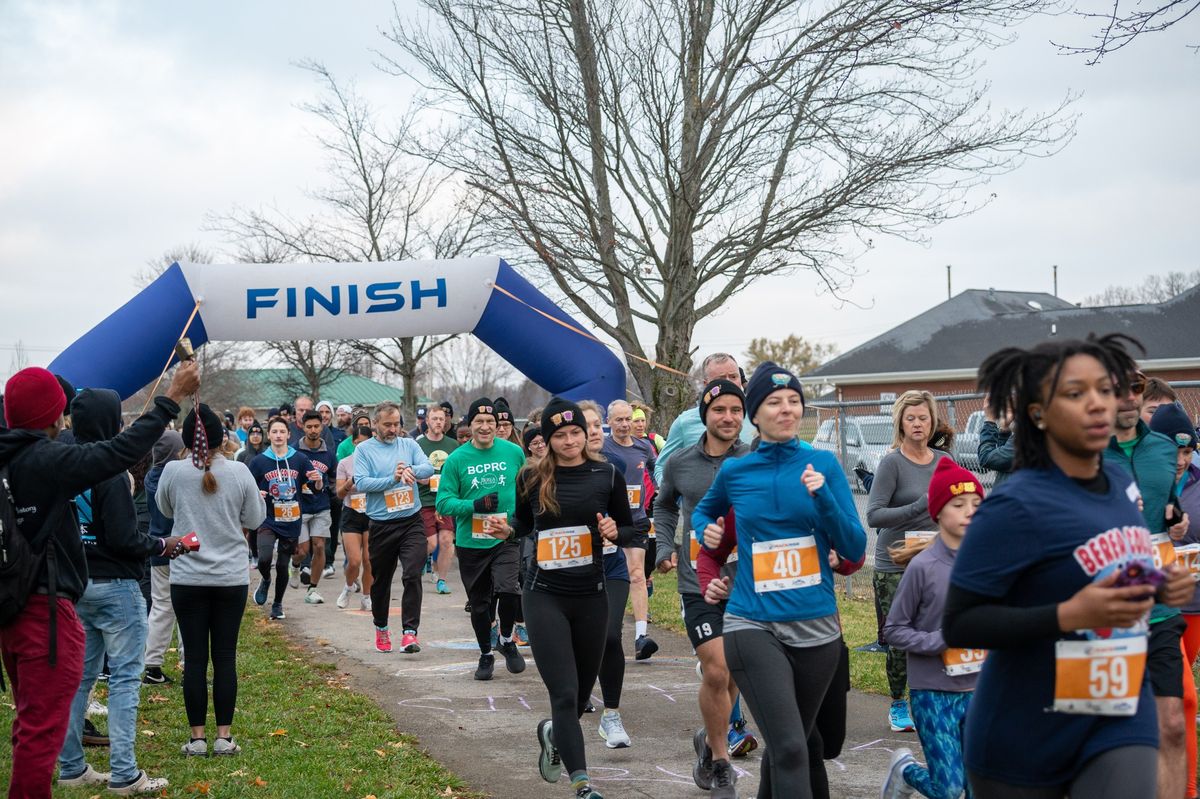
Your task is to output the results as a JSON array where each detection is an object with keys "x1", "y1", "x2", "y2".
[{"x1": 50, "y1": 257, "x2": 626, "y2": 407}]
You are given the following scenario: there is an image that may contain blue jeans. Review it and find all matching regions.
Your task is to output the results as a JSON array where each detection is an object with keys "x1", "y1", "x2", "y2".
[{"x1": 58, "y1": 579, "x2": 148, "y2": 783}]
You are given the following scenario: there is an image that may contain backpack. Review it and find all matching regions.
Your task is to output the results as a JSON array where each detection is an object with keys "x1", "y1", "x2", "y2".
[{"x1": 0, "y1": 457, "x2": 65, "y2": 688}]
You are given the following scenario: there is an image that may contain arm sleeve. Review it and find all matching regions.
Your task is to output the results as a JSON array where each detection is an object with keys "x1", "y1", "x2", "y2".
[
  {"x1": 692, "y1": 465, "x2": 731, "y2": 549},
  {"x1": 811, "y1": 455, "x2": 868, "y2": 563},
  {"x1": 97, "y1": 478, "x2": 163, "y2": 559},
  {"x1": 942, "y1": 584, "x2": 1062, "y2": 649},
  {"x1": 239, "y1": 465, "x2": 267, "y2": 530},
  {"x1": 882, "y1": 565, "x2": 946, "y2": 655},
  {"x1": 977, "y1": 423, "x2": 1015, "y2": 473},
  {"x1": 607, "y1": 466, "x2": 636, "y2": 547},
  {"x1": 353, "y1": 448, "x2": 399, "y2": 493},
  {"x1": 434, "y1": 456, "x2": 476, "y2": 518},
  {"x1": 696, "y1": 509, "x2": 738, "y2": 595},
  {"x1": 652, "y1": 465, "x2": 681, "y2": 567},
  {"x1": 409, "y1": 440, "x2": 435, "y2": 480},
  {"x1": 865, "y1": 456, "x2": 928, "y2": 529},
  {"x1": 644, "y1": 445, "x2": 657, "y2": 489},
  {"x1": 834, "y1": 552, "x2": 866, "y2": 576},
  {"x1": 155, "y1": 467, "x2": 175, "y2": 520},
  {"x1": 55, "y1": 397, "x2": 181, "y2": 497}
]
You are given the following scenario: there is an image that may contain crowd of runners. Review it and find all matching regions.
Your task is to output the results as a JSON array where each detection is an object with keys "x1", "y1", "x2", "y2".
[{"x1": 2, "y1": 332, "x2": 1200, "y2": 799}]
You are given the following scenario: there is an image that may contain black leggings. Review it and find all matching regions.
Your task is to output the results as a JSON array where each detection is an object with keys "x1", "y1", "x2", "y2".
[
  {"x1": 257, "y1": 529, "x2": 295, "y2": 605},
  {"x1": 725, "y1": 629, "x2": 842, "y2": 799},
  {"x1": 170, "y1": 583, "x2": 247, "y2": 727},
  {"x1": 523, "y1": 588, "x2": 609, "y2": 776},
  {"x1": 596, "y1": 579, "x2": 629, "y2": 709},
  {"x1": 968, "y1": 745, "x2": 1157, "y2": 798}
]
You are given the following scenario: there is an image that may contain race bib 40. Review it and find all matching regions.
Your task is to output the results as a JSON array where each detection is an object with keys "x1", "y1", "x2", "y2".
[{"x1": 751, "y1": 536, "x2": 820, "y2": 593}]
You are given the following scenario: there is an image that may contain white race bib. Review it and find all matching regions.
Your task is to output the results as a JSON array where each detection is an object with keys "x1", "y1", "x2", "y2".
[{"x1": 1053, "y1": 635, "x2": 1147, "y2": 716}]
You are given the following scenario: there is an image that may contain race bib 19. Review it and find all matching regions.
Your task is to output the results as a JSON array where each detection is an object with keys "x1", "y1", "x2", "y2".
[
  {"x1": 1053, "y1": 635, "x2": 1147, "y2": 716},
  {"x1": 751, "y1": 536, "x2": 820, "y2": 593},
  {"x1": 537, "y1": 526, "x2": 592, "y2": 570},
  {"x1": 384, "y1": 486, "x2": 415, "y2": 512},
  {"x1": 942, "y1": 647, "x2": 987, "y2": 676}
]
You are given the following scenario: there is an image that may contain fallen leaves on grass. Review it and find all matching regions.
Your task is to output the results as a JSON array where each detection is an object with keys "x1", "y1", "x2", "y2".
[
  {"x1": 373, "y1": 748, "x2": 388, "y2": 758},
  {"x1": 147, "y1": 694, "x2": 170, "y2": 703},
  {"x1": 186, "y1": 781, "x2": 212, "y2": 794},
  {"x1": 248, "y1": 776, "x2": 268, "y2": 787},
  {"x1": 227, "y1": 769, "x2": 247, "y2": 777},
  {"x1": 269, "y1": 728, "x2": 288, "y2": 737},
  {"x1": 140, "y1": 729, "x2": 156, "y2": 736}
]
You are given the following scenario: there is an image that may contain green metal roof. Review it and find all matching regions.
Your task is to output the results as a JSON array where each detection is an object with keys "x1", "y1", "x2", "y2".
[{"x1": 223, "y1": 369, "x2": 419, "y2": 410}]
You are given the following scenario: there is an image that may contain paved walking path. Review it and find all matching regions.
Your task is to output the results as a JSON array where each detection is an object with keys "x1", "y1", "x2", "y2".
[{"x1": 274, "y1": 568, "x2": 924, "y2": 798}]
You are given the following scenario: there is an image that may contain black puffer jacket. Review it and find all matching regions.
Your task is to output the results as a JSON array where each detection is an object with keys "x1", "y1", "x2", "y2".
[{"x1": 0, "y1": 395, "x2": 179, "y2": 601}]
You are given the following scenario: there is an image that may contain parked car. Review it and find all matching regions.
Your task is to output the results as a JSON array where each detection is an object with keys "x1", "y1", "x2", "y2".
[
  {"x1": 811, "y1": 415, "x2": 894, "y2": 490},
  {"x1": 952, "y1": 410, "x2": 985, "y2": 472}
]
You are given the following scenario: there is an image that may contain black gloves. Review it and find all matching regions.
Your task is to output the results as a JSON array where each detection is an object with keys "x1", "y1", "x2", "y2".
[{"x1": 473, "y1": 493, "x2": 500, "y2": 513}]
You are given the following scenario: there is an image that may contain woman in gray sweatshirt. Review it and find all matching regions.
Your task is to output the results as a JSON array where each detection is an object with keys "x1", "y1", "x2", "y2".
[
  {"x1": 156, "y1": 404, "x2": 265, "y2": 757},
  {"x1": 866, "y1": 390, "x2": 946, "y2": 732}
]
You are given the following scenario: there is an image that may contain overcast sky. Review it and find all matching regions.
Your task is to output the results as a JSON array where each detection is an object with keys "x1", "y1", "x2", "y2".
[{"x1": 1, "y1": 0, "x2": 1197, "y2": 386}]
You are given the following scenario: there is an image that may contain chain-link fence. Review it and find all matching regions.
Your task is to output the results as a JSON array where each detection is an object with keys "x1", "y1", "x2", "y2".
[{"x1": 803, "y1": 381, "x2": 1200, "y2": 583}]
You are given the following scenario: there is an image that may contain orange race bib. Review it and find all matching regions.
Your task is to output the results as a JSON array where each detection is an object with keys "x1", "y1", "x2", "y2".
[
  {"x1": 537, "y1": 526, "x2": 593, "y2": 570},
  {"x1": 429, "y1": 474, "x2": 441, "y2": 493},
  {"x1": 751, "y1": 536, "x2": 820, "y2": 593},
  {"x1": 273, "y1": 501, "x2": 300, "y2": 522},
  {"x1": 347, "y1": 493, "x2": 367, "y2": 513},
  {"x1": 627, "y1": 485, "x2": 642, "y2": 510},
  {"x1": 690, "y1": 533, "x2": 701, "y2": 569},
  {"x1": 471, "y1": 513, "x2": 507, "y2": 541},
  {"x1": 1151, "y1": 533, "x2": 1177, "y2": 569},
  {"x1": 942, "y1": 648, "x2": 987, "y2": 677},
  {"x1": 1053, "y1": 635, "x2": 1147, "y2": 716},
  {"x1": 904, "y1": 531, "x2": 937, "y2": 547},
  {"x1": 384, "y1": 486, "x2": 414, "y2": 512},
  {"x1": 1175, "y1": 544, "x2": 1200, "y2": 580}
]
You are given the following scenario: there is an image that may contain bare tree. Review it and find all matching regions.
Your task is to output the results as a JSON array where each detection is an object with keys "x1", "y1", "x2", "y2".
[
  {"x1": 424, "y1": 336, "x2": 519, "y2": 414},
  {"x1": 209, "y1": 62, "x2": 484, "y2": 420},
  {"x1": 134, "y1": 244, "x2": 216, "y2": 289},
  {"x1": 1056, "y1": 0, "x2": 1198, "y2": 62},
  {"x1": 383, "y1": 0, "x2": 1073, "y2": 428},
  {"x1": 1081, "y1": 269, "x2": 1200, "y2": 306}
]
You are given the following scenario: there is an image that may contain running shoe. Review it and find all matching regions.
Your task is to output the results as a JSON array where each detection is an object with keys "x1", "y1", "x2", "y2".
[
  {"x1": 475, "y1": 653, "x2": 495, "y2": 681},
  {"x1": 464, "y1": 600, "x2": 472, "y2": 613},
  {"x1": 254, "y1": 578, "x2": 270, "y2": 606},
  {"x1": 304, "y1": 587, "x2": 324, "y2": 604},
  {"x1": 634, "y1": 634, "x2": 659, "y2": 660},
  {"x1": 270, "y1": 602, "x2": 285, "y2": 620},
  {"x1": 352, "y1": 579, "x2": 362, "y2": 593},
  {"x1": 728, "y1": 719, "x2": 759, "y2": 758},
  {"x1": 401, "y1": 631, "x2": 421, "y2": 654},
  {"x1": 375, "y1": 627, "x2": 392, "y2": 653},
  {"x1": 212, "y1": 737, "x2": 242, "y2": 756},
  {"x1": 497, "y1": 640, "x2": 526, "y2": 674},
  {"x1": 360, "y1": 595, "x2": 372, "y2": 612},
  {"x1": 97, "y1": 668, "x2": 110, "y2": 682},
  {"x1": 889, "y1": 700, "x2": 915, "y2": 733},
  {"x1": 87, "y1": 699, "x2": 108, "y2": 717},
  {"x1": 108, "y1": 770, "x2": 168, "y2": 796},
  {"x1": 322, "y1": 565, "x2": 335, "y2": 578},
  {"x1": 83, "y1": 719, "x2": 109, "y2": 747},
  {"x1": 336, "y1": 585, "x2": 352, "y2": 609},
  {"x1": 537, "y1": 719, "x2": 562, "y2": 783},
  {"x1": 692, "y1": 728, "x2": 714, "y2": 789},
  {"x1": 181, "y1": 738, "x2": 207, "y2": 757},
  {"x1": 142, "y1": 666, "x2": 172, "y2": 685},
  {"x1": 598, "y1": 710, "x2": 631, "y2": 749},
  {"x1": 57, "y1": 764, "x2": 109, "y2": 786},
  {"x1": 300, "y1": 566, "x2": 311, "y2": 586},
  {"x1": 436, "y1": 579, "x2": 451, "y2": 594},
  {"x1": 710, "y1": 759, "x2": 738, "y2": 799},
  {"x1": 513, "y1": 624, "x2": 529, "y2": 646},
  {"x1": 880, "y1": 747, "x2": 916, "y2": 798},
  {"x1": 583, "y1": 701, "x2": 596, "y2": 714},
  {"x1": 288, "y1": 562, "x2": 300, "y2": 588},
  {"x1": 575, "y1": 785, "x2": 604, "y2": 799}
]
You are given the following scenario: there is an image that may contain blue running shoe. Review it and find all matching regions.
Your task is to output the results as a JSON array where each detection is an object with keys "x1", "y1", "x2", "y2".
[
  {"x1": 254, "y1": 578, "x2": 269, "y2": 606},
  {"x1": 436, "y1": 579, "x2": 451, "y2": 595},
  {"x1": 727, "y1": 719, "x2": 759, "y2": 758},
  {"x1": 889, "y1": 700, "x2": 915, "y2": 733}
]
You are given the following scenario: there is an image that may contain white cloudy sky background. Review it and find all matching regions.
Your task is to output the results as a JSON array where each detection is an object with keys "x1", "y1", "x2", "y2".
[{"x1": 1, "y1": 1, "x2": 1196, "y2": 385}]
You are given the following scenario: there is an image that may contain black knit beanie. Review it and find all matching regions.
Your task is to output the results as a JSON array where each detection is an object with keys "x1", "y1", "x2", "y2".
[
  {"x1": 466, "y1": 397, "x2": 497, "y2": 424},
  {"x1": 743, "y1": 361, "x2": 804, "y2": 427},
  {"x1": 183, "y1": 403, "x2": 224, "y2": 452},
  {"x1": 540, "y1": 397, "x2": 587, "y2": 441},
  {"x1": 698, "y1": 379, "x2": 746, "y2": 425}
]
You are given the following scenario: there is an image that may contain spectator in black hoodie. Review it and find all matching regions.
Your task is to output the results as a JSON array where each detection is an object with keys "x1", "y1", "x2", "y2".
[
  {"x1": 143, "y1": 430, "x2": 187, "y2": 685},
  {"x1": 56, "y1": 388, "x2": 188, "y2": 794},
  {"x1": 0, "y1": 362, "x2": 198, "y2": 799}
]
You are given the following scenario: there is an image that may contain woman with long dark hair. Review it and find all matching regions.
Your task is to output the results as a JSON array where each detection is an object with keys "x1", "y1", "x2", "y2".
[
  {"x1": 943, "y1": 334, "x2": 1194, "y2": 798},
  {"x1": 508, "y1": 397, "x2": 635, "y2": 799}
]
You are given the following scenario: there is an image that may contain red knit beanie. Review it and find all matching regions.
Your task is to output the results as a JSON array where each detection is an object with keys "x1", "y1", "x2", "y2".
[
  {"x1": 4, "y1": 367, "x2": 68, "y2": 430},
  {"x1": 928, "y1": 457, "x2": 985, "y2": 523}
]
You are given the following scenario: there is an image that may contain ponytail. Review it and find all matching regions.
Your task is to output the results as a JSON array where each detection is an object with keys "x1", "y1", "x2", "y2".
[{"x1": 200, "y1": 452, "x2": 219, "y2": 495}]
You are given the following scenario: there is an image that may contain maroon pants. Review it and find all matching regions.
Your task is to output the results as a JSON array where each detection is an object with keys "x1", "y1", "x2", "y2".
[{"x1": 0, "y1": 595, "x2": 85, "y2": 799}]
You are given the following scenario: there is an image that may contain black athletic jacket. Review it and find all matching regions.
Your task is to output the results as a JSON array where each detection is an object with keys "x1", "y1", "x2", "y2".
[
  {"x1": 0, "y1": 395, "x2": 179, "y2": 601},
  {"x1": 71, "y1": 389, "x2": 168, "y2": 580}
]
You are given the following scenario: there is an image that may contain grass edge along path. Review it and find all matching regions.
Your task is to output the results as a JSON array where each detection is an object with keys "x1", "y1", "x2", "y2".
[
  {"x1": 0, "y1": 610, "x2": 484, "y2": 799},
  {"x1": 647, "y1": 569, "x2": 891, "y2": 695}
]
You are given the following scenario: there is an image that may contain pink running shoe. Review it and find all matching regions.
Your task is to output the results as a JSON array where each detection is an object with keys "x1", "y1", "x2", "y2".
[
  {"x1": 375, "y1": 627, "x2": 392, "y2": 653},
  {"x1": 400, "y1": 631, "x2": 421, "y2": 654}
]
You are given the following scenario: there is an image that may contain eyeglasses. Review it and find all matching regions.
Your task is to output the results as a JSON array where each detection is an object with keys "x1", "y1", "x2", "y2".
[{"x1": 1127, "y1": 371, "x2": 1147, "y2": 395}]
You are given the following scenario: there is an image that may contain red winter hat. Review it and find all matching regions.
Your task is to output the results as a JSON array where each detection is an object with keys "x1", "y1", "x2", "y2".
[
  {"x1": 4, "y1": 367, "x2": 68, "y2": 430},
  {"x1": 928, "y1": 457, "x2": 984, "y2": 523}
]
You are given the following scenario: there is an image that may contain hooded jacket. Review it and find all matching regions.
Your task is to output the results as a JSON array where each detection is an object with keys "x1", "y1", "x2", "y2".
[
  {"x1": 0, "y1": 394, "x2": 180, "y2": 601},
  {"x1": 71, "y1": 389, "x2": 169, "y2": 580}
]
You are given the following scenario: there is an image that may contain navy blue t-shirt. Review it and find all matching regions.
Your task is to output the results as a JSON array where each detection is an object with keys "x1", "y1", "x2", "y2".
[
  {"x1": 249, "y1": 448, "x2": 317, "y2": 539},
  {"x1": 951, "y1": 461, "x2": 1158, "y2": 786},
  {"x1": 296, "y1": 443, "x2": 337, "y2": 515}
]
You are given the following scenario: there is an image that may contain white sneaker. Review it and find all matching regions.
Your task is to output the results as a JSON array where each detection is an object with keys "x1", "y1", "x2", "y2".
[
  {"x1": 336, "y1": 585, "x2": 352, "y2": 608},
  {"x1": 880, "y1": 747, "x2": 916, "y2": 799},
  {"x1": 360, "y1": 595, "x2": 372, "y2": 612},
  {"x1": 598, "y1": 710, "x2": 631, "y2": 749},
  {"x1": 352, "y1": 580, "x2": 361, "y2": 593},
  {"x1": 288, "y1": 562, "x2": 300, "y2": 588},
  {"x1": 322, "y1": 565, "x2": 335, "y2": 578},
  {"x1": 212, "y1": 737, "x2": 241, "y2": 755},
  {"x1": 181, "y1": 738, "x2": 208, "y2": 756},
  {"x1": 86, "y1": 700, "x2": 107, "y2": 717},
  {"x1": 108, "y1": 770, "x2": 169, "y2": 796},
  {"x1": 304, "y1": 587, "x2": 324, "y2": 605},
  {"x1": 58, "y1": 763, "x2": 109, "y2": 786}
]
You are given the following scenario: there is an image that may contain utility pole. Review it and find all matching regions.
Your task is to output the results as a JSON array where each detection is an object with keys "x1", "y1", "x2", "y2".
[
  {"x1": 946, "y1": 264, "x2": 952, "y2": 300},
  {"x1": 1052, "y1": 264, "x2": 1058, "y2": 297}
]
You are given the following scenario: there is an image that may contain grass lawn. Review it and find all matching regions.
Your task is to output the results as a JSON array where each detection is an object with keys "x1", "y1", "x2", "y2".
[
  {"x1": 647, "y1": 569, "x2": 890, "y2": 695},
  {"x1": 0, "y1": 611, "x2": 482, "y2": 799}
]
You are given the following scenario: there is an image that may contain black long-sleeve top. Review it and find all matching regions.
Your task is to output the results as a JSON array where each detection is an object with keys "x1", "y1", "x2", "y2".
[{"x1": 513, "y1": 459, "x2": 635, "y2": 595}]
